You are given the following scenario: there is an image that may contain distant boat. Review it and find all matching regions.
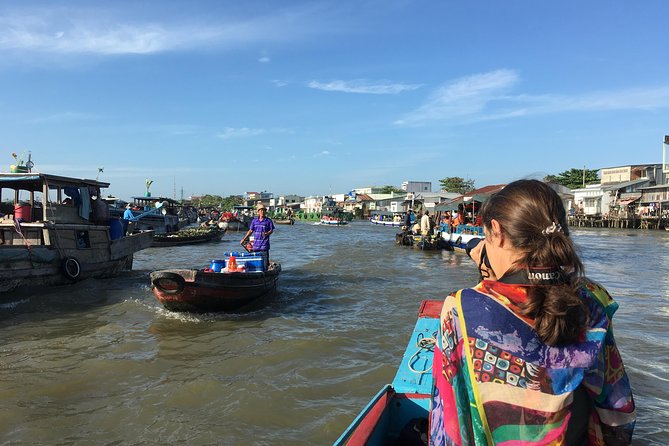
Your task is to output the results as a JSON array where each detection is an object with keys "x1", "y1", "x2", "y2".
[
  {"x1": 334, "y1": 300, "x2": 441, "y2": 445},
  {"x1": 320, "y1": 217, "x2": 348, "y2": 226},
  {"x1": 110, "y1": 196, "x2": 185, "y2": 234},
  {"x1": 370, "y1": 214, "x2": 403, "y2": 227},
  {"x1": 274, "y1": 217, "x2": 295, "y2": 225},
  {"x1": 321, "y1": 204, "x2": 351, "y2": 226},
  {"x1": 151, "y1": 226, "x2": 225, "y2": 247},
  {"x1": 0, "y1": 172, "x2": 154, "y2": 294}
]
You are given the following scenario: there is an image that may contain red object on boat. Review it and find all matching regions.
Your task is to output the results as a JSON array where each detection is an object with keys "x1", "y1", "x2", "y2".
[{"x1": 14, "y1": 204, "x2": 32, "y2": 222}]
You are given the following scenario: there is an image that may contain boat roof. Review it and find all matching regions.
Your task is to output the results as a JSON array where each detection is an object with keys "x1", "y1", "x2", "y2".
[
  {"x1": 131, "y1": 196, "x2": 180, "y2": 204},
  {"x1": 0, "y1": 171, "x2": 110, "y2": 191}
]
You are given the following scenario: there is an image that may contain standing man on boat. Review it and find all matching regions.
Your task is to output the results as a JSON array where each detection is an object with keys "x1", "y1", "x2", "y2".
[
  {"x1": 420, "y1": 210, "x2": 431, "y2": 236},
  {"x1": 122, "y1": 203, "x2": 135, "y2": 235},
  {"x1": 240, "y1": 203, "x2": 275, "y2": 268}
]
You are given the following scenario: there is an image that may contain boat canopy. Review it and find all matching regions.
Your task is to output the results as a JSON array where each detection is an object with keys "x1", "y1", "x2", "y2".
[{"x1": 0, "y1": 172, "x2": 109, "y2": 192}]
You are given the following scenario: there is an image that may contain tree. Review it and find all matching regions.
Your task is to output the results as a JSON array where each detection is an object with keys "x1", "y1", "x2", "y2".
[
  {"x1": 544, "y1": 168, "x2": 599, "y2": 190},
  {"x1": 380, "y1": 185, "x2": 402, "y2": 194},
  {"x1": 192, "y1": 194, "x2": 242, "y2": 209},
  {"x1": 439, "y1": 177, "x2": 475, "y2": 194}
]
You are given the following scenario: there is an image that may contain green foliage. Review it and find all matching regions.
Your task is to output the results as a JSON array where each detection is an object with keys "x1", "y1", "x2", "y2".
[
  {"x1": 439, "y1": 177, "x2": 475, "y2": 194},
  {"x1": 544, "y1": 168, "x2": 599, "y2": 189},
  {"x1": 380, "y1": 185, "x2": 402, "y2": 194},
  {"x1": 192, "y1": 194, "x2": 242, "y2": 210}
]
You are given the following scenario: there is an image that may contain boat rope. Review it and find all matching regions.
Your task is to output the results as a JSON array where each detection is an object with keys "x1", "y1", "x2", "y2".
[
  {"x1": 408, "y1": 331, "x2": 437, "y2": 374},
  {"x1": 13, "y1": 218, "x2": 32, "y2": 251}
]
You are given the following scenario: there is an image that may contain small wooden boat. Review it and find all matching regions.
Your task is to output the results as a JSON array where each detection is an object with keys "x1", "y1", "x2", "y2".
[
  {"x1": 274, "y1": 218, "x2": 295, "y2": 225},
  {"x1": 151, "y1": 226, "x2": 225, "y2": 247},
  {"x1": 334, "y1": 300, "x2": 441, "y2": 446},
  {"x1": 150, "y1": 262, "x2": 281, "y2": 312}
]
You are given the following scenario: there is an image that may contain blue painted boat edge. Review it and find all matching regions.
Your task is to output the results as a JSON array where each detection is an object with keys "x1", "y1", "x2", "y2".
[{"x1": 334, "y1": 300, "x2": 440, "y2": 445}]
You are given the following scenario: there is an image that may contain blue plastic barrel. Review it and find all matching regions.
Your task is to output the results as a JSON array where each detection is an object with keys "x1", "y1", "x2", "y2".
[
  {"x1": 210, "y1": 259, "x2": 226, "y2": 272},
  {"x1": 108, "y1": 218, "x2": 124, "y2": 240}
]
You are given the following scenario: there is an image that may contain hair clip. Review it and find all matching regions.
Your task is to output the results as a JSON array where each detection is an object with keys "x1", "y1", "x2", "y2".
[{"x1": 542, "y1": 222, "x2": 562, "y2": 235}]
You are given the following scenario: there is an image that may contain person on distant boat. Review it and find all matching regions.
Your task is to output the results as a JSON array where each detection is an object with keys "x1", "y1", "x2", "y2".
[
  {"x1": 404, "y1": 209, "x2": 413, "y2": 230},
  {"x1": 420, "y1": 210, "x2": 431, "y2": 236},
  {"x1": 430, "y1": 179, "x2": 636, "y2": 446},
  {"x1": 452, "y1": 203, "x2": 466, "y2": 230},
  {"x1": 122, "y1": 203, "x2": 135, "y2": 235},
  {"x1": 240, "y1": 203, "x2": 275, "y2": 266}
]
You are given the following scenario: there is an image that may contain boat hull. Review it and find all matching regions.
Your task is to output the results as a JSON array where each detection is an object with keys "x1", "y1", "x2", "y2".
[
  {"x1": 0, "y1": 226, "x2": 154, "y2": 294},
  {"x1": 219, "y1": 220, "x2": 249, "y2": 231},
  {"x1": 150, "y1": 263, "x2": 281, "y2": 312},
  {"x1": 370, "y1": 219, "x2": 403, "y2": 227},
  {"x1": 334, "y1": 300, "x2": 441, "y2": 445},
  {"x1": 151, "y1": 227, "x2": 224, "y2": 247},
  {"x1": 320, "y1": 219, "x2": 348, "y2": 226},
  {"x1": 440, "y1": 229, "x2": 484, "y2": 252}
]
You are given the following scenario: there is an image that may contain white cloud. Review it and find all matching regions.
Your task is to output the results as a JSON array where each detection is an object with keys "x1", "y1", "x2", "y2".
[
  {"x1": 215, "y1": 127, "x2": 265, "y2": 139},
  {"x1": 258, "y1": 56, "x2": 270, "y2": 63},
  {"x1": 0, "y1": 5, "x2": 336, "y2": 56},
  {"x1": 272, "y1": 79, "x2": 289, "y2": 87},
  {"x1": 30, "y1": 111, "x2": 100, "y2": 123},
  {"x1": 314, "y1": 150, "x2": 332, "y2": 158},
  {"x1": 308, "y1": 79, "x2": 421, "y2": 95},
  {"x1": 397, "y1": 69, "x2": 669, "y2": 126}
]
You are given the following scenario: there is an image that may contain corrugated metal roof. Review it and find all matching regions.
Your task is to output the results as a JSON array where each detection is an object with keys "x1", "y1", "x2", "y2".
[{"x1": 601, "y1": 178, "x2": 650, "y2": 191}]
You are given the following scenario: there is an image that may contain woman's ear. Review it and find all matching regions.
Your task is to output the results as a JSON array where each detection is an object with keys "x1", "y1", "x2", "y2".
[{"x1": 489, "y1": 219, "x2": 504, "y2": 247}]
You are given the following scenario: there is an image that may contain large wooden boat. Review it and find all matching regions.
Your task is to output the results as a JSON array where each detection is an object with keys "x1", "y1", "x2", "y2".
[
  {"x1": 150, "y1": 261, "x2": 281, "y2": 312},
  {"x1": 334, "y1": 300, "x2": 441, "y2": 446},
  {"x1": 0, "y1": 172, "x2": 154, "y2": 294},
  {"x1": 110, "y1": 196, "x2": 186, "y2": 234},
  {"x1": 151, "y1": 226, "x2": 225, "y2": 247}
]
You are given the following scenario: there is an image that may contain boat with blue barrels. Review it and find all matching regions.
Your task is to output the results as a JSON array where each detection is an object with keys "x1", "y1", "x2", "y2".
[
  {"x1": 334, "y1": 299, "x2": 441, "y2": 446},
  {"x1": 150, "y1": 251, "x2": 281, "y2": 312},
  {"x1": 0, "y1": 171, "x2": 154, "y2": 294}
]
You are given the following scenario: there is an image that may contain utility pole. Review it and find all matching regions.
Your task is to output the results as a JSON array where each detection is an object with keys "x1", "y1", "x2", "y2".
[
  {"x1": 582, "y1": 165, "x2": 586, "y2": 188},
  {"x1": 663, "y1": 135, "x2": 669, "y2": 180}
]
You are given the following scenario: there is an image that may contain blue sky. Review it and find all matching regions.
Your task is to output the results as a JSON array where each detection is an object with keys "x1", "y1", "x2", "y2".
[{"x1": 2, "y1": 0, "x2": 668, "y2": 200}]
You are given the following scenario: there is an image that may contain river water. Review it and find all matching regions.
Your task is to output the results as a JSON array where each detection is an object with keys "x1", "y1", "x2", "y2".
[{"x1": 0, "y1": 222, "x2": 667, "y2": 445}]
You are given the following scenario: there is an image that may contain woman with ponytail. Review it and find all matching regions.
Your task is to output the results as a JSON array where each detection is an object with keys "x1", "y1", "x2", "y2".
[{"x1": 430, "y1": 179, "x2": 635, "y2": 445}]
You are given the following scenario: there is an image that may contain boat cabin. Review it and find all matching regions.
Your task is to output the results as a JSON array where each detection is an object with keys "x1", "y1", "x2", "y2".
[{"x1": 0, "y1": 172, "x2": 111, "y2": 227}]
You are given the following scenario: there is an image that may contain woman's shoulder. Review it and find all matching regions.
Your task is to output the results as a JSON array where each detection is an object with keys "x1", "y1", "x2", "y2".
[{"x1": 576, "y1": 276, "x2": 619, "y2": 319}]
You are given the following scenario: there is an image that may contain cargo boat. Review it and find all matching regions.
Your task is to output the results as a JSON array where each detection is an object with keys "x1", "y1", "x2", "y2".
[{"x1": 0, "y1": 172, "x2": 154, "y2": 294}]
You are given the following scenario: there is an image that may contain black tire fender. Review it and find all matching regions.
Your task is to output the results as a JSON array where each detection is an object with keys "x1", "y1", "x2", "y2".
[
  {"x1": 151, "y1": 272, "x2": 186, "y2": 294},
  {"x1": 62, "y1": 257, "x2": 81, "y2": 280}
]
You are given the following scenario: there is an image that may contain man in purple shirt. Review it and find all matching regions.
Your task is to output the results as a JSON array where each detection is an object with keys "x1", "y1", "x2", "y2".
[{"x1": 240, "y1": 203, "x2": 275, "y2": 264}]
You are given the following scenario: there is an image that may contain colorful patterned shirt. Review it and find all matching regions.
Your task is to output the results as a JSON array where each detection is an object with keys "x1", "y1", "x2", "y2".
[{"x1": 430, "y1": 277, "x2": 636, "y2": 445}]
